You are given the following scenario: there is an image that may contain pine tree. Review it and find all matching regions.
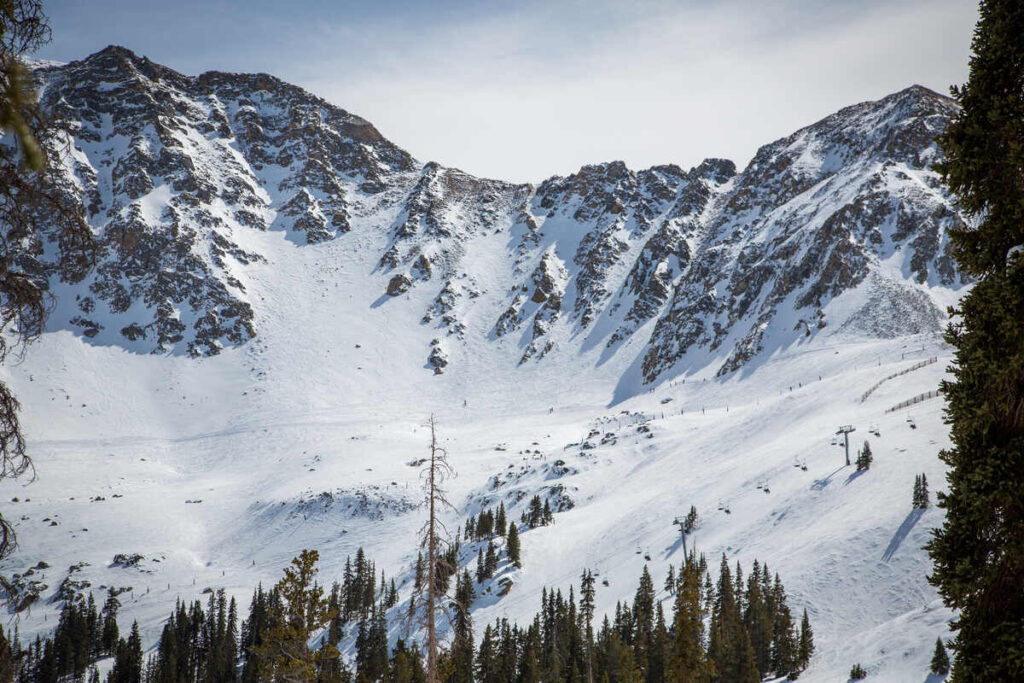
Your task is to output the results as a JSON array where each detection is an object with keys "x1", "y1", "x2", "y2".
[
  {"x1": 927, "y1": 2, "x2": 1024, "y2": 681},
  {"x1": 251, "y1": 550, "x2": 338, "y2": 682},
  {"x1": 108, "y1": 622, "x2": 143, "y2": 683},
  {"x1": 632, "y1": 566, "x2": 656, "y2": 679},
  {"x1": 0, "y1": 629, "x2": 13, "y2": 683},
  {"x1": 931, "y1": 637, "x2": 951, "y2": 676},
  {"x1": 914, "y1": 473, "x2": 931, "y2": 509},
  {"x1": 849, "y1": 662, "x2": 867, "y2": 680},
  {"x1": 580, "y1": 570, "x2": 596, "y2": 683},
  {"x1": 390, "y1": 638, "x2": 426, "y2": 683},
  {"x1": 506, "y1": 522, "x2": 521, "y2": 568},
  {"x1": 476, "y1": 625, "x2": 498, "y2": 683},
  {"x1": 684, "y1": 505, "x2": 699, "y2": 534},
  {"x1": 496, "y1": 502, "x2": 507, "y2": 537},
  {"x1": 708, "y1": 555, "x2": 759, "y2": 683},
  {"x1": 484, "y1": 539, "x2": 498, "y2": 578},
  {"x1": 769, "y1": 574, "x2": 798, "y2": 677},
  {"x1": 743, "y1": 560, "x2": 772, "y2": 675},
  {"x1": 797, "y1": 608, "x2": 814, "y2": 671},
  {"x1": 856, "y1": 441, "x2": 873, "y2": 471},
  {"x1": 476, "y1": 548, "x2": 486, "y2": 584},
  {"x1": 668, "y1": 555, "x2": 709, "y2": 682}
]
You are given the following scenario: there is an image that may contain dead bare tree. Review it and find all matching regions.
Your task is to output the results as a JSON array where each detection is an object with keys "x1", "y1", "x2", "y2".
[{"x1": 407, "y1": 414, "x2": 457, "y2": 683}]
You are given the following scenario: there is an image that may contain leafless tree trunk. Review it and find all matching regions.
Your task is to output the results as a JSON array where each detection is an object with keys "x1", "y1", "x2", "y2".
[{"x1": 410, "y1": 414, "x2": 456, "y2": 683}]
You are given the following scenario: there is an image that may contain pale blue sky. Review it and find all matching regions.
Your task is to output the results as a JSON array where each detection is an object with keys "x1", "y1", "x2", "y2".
[{"x1": 38, "y1": 0, "x2": 979, "y2": 182}]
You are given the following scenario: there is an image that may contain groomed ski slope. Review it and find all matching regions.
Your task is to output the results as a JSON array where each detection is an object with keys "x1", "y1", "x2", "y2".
[{"x1": 1, "y1": 220, "x2": 955, "y2": 682}]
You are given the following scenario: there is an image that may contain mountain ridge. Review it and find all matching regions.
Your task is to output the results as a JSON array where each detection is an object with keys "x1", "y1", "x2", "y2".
[{"x1": 29, "y1": 45, "x2": 966, "y2": 393}]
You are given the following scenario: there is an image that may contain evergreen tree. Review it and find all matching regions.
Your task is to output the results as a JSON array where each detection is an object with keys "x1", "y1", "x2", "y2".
[
  {"x1": 580, "y1": 570, "x2": 597, "y2": 683},
  {"x1": 708, "y1": 555, "x2": 759, "y2": 683},
  {"x1": 450, "y1": 569, "x2": 476, "y2": 683},
  {"x1": 914, "y1": 473, "x2": 931, "y2": 509},
  {"x1": 649, "y1": 604, "x2": 668, "y2": 683},
  {"x1": 931, "y1": 637, "x2": 951, "y2": 676},
  {"x1": 506, "y1": 523, "x2": 521, "y2": 568},
  {"x1": 484, "y1": 540, "x2": 498, "y2": 579},
  {"x1": 856, "y1": 441, "x2": 873, "y2": 471},
  {"x1": 684, "y1": 505, "x2": 699, "y2": 534},
  {"x1": 632, "y1": 566, "x2": 656, "y2": 680},
  {"x1": 0, "y1": 629, "x2": 13, "y2": 683},
  {"x1": 251, "y1": 549, "x2": 339, "y2": 682},
  {"x1": 475, "y1": 625, "x2": 498, "y2": 683},
  {"x1": 495, "y1": 502, "x2": 507, "y2": 537},
  {"x1": 668, "y1": 555, "x2": 709, "y2": 682},
  {"x1": 797, "y1": 608, "x2": 814, "y2": 671},
  {"x1": 664, "y1": 565, "x2": 676, "y2": 596},
  {"x1": 849, "y1": 662, "x2": 867, "y2": 680},
  {"x1": 108, "y1": 621, "x2": 143, "y2": 683},
  {"x1": 743, "y1": 560, "x2": 772, "y2": 675},
  {"x1": 927, "y1": 2, "x2": 1024, "y2": 681},
  {"x1": 390, "y1": 638, "x2": 426, "y2": 683}
]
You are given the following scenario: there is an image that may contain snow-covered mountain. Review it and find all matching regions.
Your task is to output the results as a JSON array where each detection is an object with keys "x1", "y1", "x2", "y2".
[
  {"x1": 29, "y1": 46, "x2": 965, "y2": 385},
  {"x1": 1, "y1": 46, "x2": 970, "y2": 681}
]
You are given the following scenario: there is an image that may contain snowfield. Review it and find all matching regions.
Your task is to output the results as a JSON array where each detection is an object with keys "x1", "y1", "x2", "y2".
[{"x1": 1, "y1": 213, "x2": 955, "y2": 682}]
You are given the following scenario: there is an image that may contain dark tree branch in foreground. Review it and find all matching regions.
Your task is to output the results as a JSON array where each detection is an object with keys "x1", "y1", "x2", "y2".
[{"x1": 0, "y1": 0, "x2": 96, "y2": 560}]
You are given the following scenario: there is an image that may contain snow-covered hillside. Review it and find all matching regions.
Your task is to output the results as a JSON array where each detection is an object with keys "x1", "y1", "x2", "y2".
[{"x1": 0, "y1": 46, "x2": 967, "y2": 682}]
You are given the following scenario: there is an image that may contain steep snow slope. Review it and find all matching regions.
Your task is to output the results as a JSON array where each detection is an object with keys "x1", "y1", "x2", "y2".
[
  {"x1": 2, "y1": 220, "x2": 953, "y2": 682},
  {"x1": 0, "y1": 46, "x2": 968, "y2": 682}
]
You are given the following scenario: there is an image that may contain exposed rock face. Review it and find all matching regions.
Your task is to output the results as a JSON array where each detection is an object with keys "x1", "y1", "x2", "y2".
[
  {"x1": 31, "y1": 45, "x2": 414, "y2": 356},
  {"x1": 494, "y1": 250, "x2": 568, "y2": 356},
  {"x1": 427, "y1": 338, "x2": 448, "y2": 374},
  {"x1": 27, "y1": 48, "x2": 970, "y2": 384},
  {"x1": 386, "y1": 274, "x2": 412, "y2": 297},
  {"x1": 641, "y1": 86, "x2": 966, "y2": 381}
]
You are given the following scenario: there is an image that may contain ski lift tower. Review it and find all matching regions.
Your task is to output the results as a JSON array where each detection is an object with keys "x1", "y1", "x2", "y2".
[
  {"x1": 836, "y1": 425, "x2": 856, "y2": 466},
  {"x1": 673, "y1": 516, "x2": 688, "y2": 555}
]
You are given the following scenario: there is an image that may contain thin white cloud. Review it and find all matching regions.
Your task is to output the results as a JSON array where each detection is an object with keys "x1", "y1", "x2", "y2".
[{"x1": 297, "y1": 0, "x2": 976, "y2": 182}]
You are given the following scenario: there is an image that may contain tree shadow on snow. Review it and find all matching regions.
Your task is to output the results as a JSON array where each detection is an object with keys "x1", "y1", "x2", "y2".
[
  {"x1": 843, "y1": 469, "x2": 868, "y2": 486},
  {"x1": 924, "y1": 673, "x2": 949, "y2": 683},
  {"x1": 882, "y1": 508, "x2": 925, "y2": 562}
]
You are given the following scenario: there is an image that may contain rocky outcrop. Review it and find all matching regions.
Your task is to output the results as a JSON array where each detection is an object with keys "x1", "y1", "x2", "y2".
[{"x1": 31, "y1": 45, "x2": 414, "y2": 356}]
